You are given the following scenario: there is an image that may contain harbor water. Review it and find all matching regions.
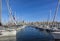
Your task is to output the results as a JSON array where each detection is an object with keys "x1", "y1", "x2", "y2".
[{"x1": 16, "y1": 26, "x2": 54, "y2": 41}]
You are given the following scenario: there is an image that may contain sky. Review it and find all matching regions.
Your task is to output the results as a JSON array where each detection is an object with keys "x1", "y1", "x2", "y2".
[{"x1": 1, "y1": 0, "x2": 60, "y2": 23}]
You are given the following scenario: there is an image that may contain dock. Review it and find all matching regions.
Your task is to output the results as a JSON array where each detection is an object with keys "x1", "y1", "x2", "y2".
[{"x1": 0, "y1": 35, "x2": 16, "y2": 41}]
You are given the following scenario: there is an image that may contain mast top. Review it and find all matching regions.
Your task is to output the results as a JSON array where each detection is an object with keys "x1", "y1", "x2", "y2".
[{"x1": 0, "y1": 0, "x2": 2, "y2": 26}]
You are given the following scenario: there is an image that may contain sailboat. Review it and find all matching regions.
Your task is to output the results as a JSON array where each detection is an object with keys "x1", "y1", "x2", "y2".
[
  {"x1": 48, "y1": 0, "x2": 60, "y2": 40},
  {"x1": 0, "y1": 0, "x2": 16, "y2": 37}
]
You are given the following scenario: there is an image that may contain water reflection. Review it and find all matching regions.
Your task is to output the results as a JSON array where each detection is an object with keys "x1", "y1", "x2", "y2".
[{"x1": 16, "y1": 26, "x2": 54, "y2": 41}]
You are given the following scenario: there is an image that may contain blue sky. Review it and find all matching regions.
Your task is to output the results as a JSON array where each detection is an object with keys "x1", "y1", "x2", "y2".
[{"x1": 2, "y1": 0, "x2": 60, "y2": 23}]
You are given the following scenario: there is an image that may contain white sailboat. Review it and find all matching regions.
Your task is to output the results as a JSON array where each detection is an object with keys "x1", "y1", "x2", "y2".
[
  {"x1": 0, "y1": 0, "x2": 16, "y2": 37},
  {"x1": 49, "y1": 0, "x2": 60, "y2": 40}
]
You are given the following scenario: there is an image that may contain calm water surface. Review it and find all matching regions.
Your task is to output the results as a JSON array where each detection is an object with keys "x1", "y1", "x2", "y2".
[{"x1": 16, "y1": 26, "x2": 54, "y2": 41}]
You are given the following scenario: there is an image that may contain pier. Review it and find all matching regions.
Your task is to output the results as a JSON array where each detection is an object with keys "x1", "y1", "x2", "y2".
[{"x1": 0, "y1": 35, "x2": 16, "y2": 41}]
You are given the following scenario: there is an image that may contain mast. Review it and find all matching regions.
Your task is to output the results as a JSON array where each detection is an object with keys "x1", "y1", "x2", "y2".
[
  {"x1": 47, "y1": 10, "x2": 51, "y2": 26},
  {"x1": 6, "y1": 0, "x2": 17, "y2": 25},
  {"x1": 52, "y1": 0, "x2": 60, "y2": 27},
  {"x1": 0, "y1": 0, "x2": 2, "y2": 26},
  {"x1": 6, "y1": 0, "x2": 12, "y2": 22},
  {"x1": 49, "y1": 10, "x2": 51, "y2": 26}
]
